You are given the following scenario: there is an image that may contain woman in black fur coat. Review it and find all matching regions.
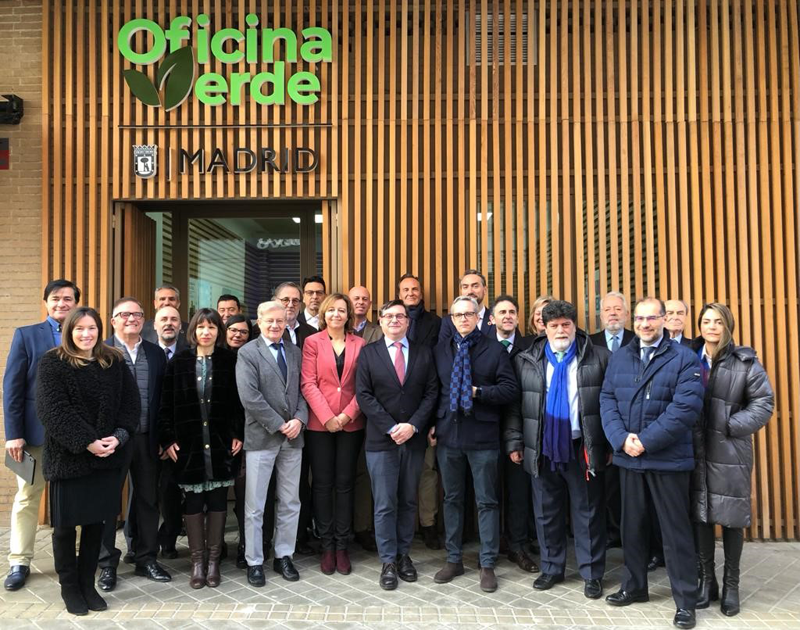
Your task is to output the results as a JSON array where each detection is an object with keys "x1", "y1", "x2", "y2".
[
  {"x1": 35, "y1": 307, "x2": 140, "y2": 616},
  {"x1": 159, "y1": 308, "x2": 244, "y2": 589}
]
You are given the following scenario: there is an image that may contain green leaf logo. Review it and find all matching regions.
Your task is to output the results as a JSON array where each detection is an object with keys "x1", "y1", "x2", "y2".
[{"x1": 123, "y1": 46, "x2": 195, "y2": 111}]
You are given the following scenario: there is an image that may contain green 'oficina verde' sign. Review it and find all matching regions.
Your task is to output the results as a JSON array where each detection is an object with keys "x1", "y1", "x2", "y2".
[{"x1": 118, "y1": 14, "x2": 332, "y2": 111}]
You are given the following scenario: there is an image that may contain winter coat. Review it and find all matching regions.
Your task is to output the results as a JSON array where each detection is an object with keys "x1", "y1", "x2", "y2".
[
  {"x1": 35, "y1": 351, "x2": 140, "y2": 481},
  {"x1": 691, "y1": 342, "x2": 774, "y2": 528},
  {"x1": 600, "y1": 336, "x2": 704, "y2": 471},
  {"x1": 504, "y1": 330, "x2": 611, "y2": 477},
  {"x1": 158, "y1": 347, "x2": 244, "y2": 486}
]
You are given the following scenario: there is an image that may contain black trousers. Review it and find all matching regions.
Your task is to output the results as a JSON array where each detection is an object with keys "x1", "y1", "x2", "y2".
[
  {"x1": 305, "y1": 429, "x2": 364, "y2": 551},
  {"x1": 99, "y1": 434, "x2": 161, "y2": 568},
  {"x1": 297, "y1": 450, "x2": 313, "y2": 543},
  {"x1": 184, "y1": 486, "x2": 228, "y2": 514},
  {"x1": 620, "y1": 468, "x2": 697, "y2": 610},
  {"x1": 503, "y1": 454, "x2": 534, "y2": 553},
  {"x1": 605, "y1": 463, "x2": 623, "y2": 545},
  {"x1": 158, "y1": 457, "x2": 184, "y2": 550}
]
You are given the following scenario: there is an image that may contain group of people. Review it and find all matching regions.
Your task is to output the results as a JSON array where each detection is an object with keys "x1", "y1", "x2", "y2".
[{"x1": 2, "y1": 271, "x2": 774, "y2": 629}]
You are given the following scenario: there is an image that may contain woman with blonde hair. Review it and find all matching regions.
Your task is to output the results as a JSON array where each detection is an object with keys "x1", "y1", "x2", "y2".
[
  {"x1": 528, "y1": 295, "x2": 554, "y2": 336},
  {"x1": 691, "y1": 303, "x2": 774, "y2": 617}
]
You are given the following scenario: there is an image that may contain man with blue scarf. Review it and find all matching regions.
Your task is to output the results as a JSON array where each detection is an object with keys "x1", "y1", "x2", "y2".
[
  {"x1": 429, "y1": 296, "x2": 518, "y2": 593},
  {"x1": 505, "y1": 300, "x2": 610, "y2": 600}
]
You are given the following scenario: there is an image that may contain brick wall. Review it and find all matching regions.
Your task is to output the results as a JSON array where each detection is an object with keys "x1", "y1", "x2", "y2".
[{"x1": 0, "y1": 0, "x2": 43, "y2": 523}]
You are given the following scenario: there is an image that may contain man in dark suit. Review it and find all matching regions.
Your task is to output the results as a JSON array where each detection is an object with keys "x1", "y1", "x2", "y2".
[
  {"x1": 97, "y1": 297, "x2": 171, "y2": 591},
  {"x1": 665, "y1": 299, "x2": 692, "y2": 347},
  {"x1": 437, "y1": 270, "x2": 494, "y2": 345},
  {"x1": 589, "y1": 291, "x2": 634, "y2": 549},
  {"x1": 356, "y1": 300, "x2": 439, "y2": 590},
  {"x1": 276, "y1": 282, "x2": 316, "y2": 349},
  {"x1": 3, "y1": 279, "x2": 80, "y2": 591},
  {"x1": 141, "y1": 284, "x2": 188, "y2": 344},
  {"x1": 397, "y1": 273, "x2": 442, "y2": 549},
  {"x1": 298, "y1": 275, "x2": 326, "y2": 330},
  {"x1": 430, "y1": 296, "x2": 519, "y2": 593},
  {"x1": 490, "y1": 295, "x2": 537, "y2": 574}
]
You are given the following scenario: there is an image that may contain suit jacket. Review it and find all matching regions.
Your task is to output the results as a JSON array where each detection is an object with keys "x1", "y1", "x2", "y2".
[
  {"x1": 105, "y1": 336, "x2": 168, "y2": 458},
  {"x1": 507, "y1": 331, "x2": 534, "y2": 358},
  {"x1": 236, "y1": 337, "x2": 309, "y2": 451},
  {"x1": 677, "y1": 334, "x2": 693, "y2": 347},
  {"x1": 437, "y1": 305, "x2": 494, "y2": 345},
  {"x1": 408, "y1": 308, "x2": 441, "y2": 348},
  {"x1": 356, "y1": 320, "x2": 384, "y2": 345},
  {"x1": 301, "y1": 331, "x2": 366, "y2": 432},
  {"x1": 281, "y1": 320, "x2": 316, "y2": 350},
  {"x1": 589, "y1": 328, "x2": 635, "y2": 351},
  {"x1": 141, "y1": 319, "x2": 189, "y2": 344},
  {"x1": 356, "y1": 339, "x2": 439, "y2": 451},
  {"x1": 433, "y1": 334, "x2": 520, "y2": 451},
  {"x1": 3, "y1": 321, "x2": 57, "y2": 445}
]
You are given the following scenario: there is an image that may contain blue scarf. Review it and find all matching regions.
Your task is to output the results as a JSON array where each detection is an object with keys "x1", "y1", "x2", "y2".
[
  {"x1": 448, "y1": 328, "x2": 483, "y2": 413},
  {"x1": 542, "y1": 340, "x2": 577, "y2": 470}
]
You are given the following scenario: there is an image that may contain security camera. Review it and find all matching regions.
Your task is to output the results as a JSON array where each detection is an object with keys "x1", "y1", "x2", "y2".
[{"x1": 0, "y1": 95, "x2": 24, "y2": 125}]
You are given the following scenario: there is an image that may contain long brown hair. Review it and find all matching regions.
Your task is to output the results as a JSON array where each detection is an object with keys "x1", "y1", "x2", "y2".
[
  {"x1": 318, "y1": 293, "x2": 355, "y2": 333},
  {"x1": 697, "y1": 302, "x2": 735, "y2": 361},
  {"x1": 56, "y1": 307, "x2": 121, "y2": 368}
]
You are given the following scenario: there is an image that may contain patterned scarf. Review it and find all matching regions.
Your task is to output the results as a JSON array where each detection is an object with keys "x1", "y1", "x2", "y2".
[
  {"x1": 542, "y1": 340, "x2": 578, "y2": 470},
  {"x1": 448, "y1": 328, "x2": 483, "y2": 413}
]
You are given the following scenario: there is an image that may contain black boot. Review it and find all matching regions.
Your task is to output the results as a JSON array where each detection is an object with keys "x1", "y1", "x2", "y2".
[
  {"x1": 52, "y1": 527, "x2": 88, "y2": 616},
  {"x1": 694, "y1": 523, "x2": 719, "y2": 609},
  {"x1": 720, "y1": 527, "x2": 743, "y2": 616},
  {"x1": 77, "y1": 523, "x2": 107, "y2": 612}
]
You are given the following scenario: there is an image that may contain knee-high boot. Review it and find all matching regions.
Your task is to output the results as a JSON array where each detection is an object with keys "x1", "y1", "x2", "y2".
[
  {"x1": 77, "y1": 523, "x2": 107, "y2": 611},
  {"x1": 184, "y1": 513, "x2": 207, "y2": 589},
  {"x1": 694, "y1": 522, "x2": 719, "y2": 608},
  {"x1": 205, "y1": 511, "x2": 227, "y2": 587},
  {"x1": 720, "y1": 527, "x2": 744, "y2": 616},
  {"x1": 52, "y1": 527, "x2": 88, "y2": 616}
]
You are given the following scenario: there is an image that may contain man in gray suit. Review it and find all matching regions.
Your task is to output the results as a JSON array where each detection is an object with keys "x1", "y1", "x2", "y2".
[{"x1": 236, "y1": 301, "x2": 308, "y2": 587}]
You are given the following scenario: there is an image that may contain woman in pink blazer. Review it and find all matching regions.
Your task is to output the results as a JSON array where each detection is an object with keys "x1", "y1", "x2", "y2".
[{"x1": 301, "y1": 293, "x2": 366, "y2": 575}]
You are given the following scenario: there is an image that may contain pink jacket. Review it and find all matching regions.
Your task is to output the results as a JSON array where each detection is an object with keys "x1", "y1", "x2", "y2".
[{"x1": 300, "y1": 331, "x2": 366, "y2": 432}]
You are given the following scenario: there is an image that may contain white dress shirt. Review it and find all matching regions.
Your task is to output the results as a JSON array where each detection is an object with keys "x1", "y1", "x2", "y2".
[
  {"x1": 304, "y1": 309, "x2": 320, "y2": 330},
  {"x1": 496, "y1": 331, "x2": 516, "y2": 352},
  {"x1": 115, "y1": 335, "x2": 143, "y2": 363}
]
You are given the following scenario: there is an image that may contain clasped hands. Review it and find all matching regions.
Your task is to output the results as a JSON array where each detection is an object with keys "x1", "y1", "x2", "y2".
[
  {"x1": 623, "y1": 433, "x2": 646, "y2": 457},
  {"x1": 280, "y1": 419, "x2": 303, "y2": 440},
  {"x1": 324, "y1": 412, "x2": 351, "y2": 433},
  {"x1": 87, "y1": 436, "x2": 120, "y2": 458}
]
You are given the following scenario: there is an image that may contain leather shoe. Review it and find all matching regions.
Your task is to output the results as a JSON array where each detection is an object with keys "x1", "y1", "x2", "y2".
[
  {"x1": 4, "y1": 565, "x2": 29, "y2": 591},
  {"x1": 396, "y1": 554, "x2": 417, "y2": 582},
  {"x1": 97, "y1": 567, "x2": 117, "y2": 592},
  {"x1": 508, "y1": 550, "x2": 539, "y2": 573},
  {"x1": 247, "y1": 565, "x2": 266, "y2": 587},
  {"x1": 273, "y1": 556, "x2": 299, "y2": 581},
  {"x1": 479, "y1": 567, "x2": 498, "y2": 593},
  {"x1": 236, "y1": 544, "x2": 247, "y2": 570},
  {"x1": 605, "y1": 589, "x2": 649, "y2": 606},
  {"x1": 533, "y1": 573, "x2": 564, "y2": 590},
  {"x1": 335, "y1": 550, "x2": 351, "y2": 575},
  {"x1": 134, "y1": 561, "x2": 172, "y2": 582},
  {"x1": 123, "y1": 551, "x2": 135, "y2": 565},
  {"x1": 320, "y1": 550, "x2": 336, "y2": 575},
  {"x1": 584, "y1": 579, "x2": 603, "y2": 599},
  {"x1": 647, "y1": 555, "x2": 665, "y2": 572},
  {"x1": 421, "y1": 525, "x2": 441, "y2": 550},
  {"x1": 355, "y1": 530, "x2": 378, "y2": 552},
  {"x1": 433, "y1": 561, "x2": 465, "y2": 584},
  {"x1": 380, "y1": 563, "x2": 398, "y2": 590},
  {"x1": 673, "y1": 608, "x2": 696, "y2": 629},
  {"x1": 160, "y1": 546, "x2": 179, "y2": 560}
]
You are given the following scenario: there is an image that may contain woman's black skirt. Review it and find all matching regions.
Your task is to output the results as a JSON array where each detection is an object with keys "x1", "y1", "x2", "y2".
[{"x1": 50, "y1": 468, "x2": 120, "y2": 528}]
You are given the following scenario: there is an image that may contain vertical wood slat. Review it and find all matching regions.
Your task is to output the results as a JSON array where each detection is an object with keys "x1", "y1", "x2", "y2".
[{"x1": 40, "y1": 0, "x2": 800, "y2": 540}]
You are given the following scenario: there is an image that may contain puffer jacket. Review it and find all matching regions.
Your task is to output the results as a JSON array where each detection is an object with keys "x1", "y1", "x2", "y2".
[
  {"x1": 691, "y1": 342, "x2": 774, "y2": 528},
  {"x1": 504, "y1": 330, "x2": 611, "y2": 478},
  {"x1": 600, "y1": 335, "x2": 704, "y2": 471}
]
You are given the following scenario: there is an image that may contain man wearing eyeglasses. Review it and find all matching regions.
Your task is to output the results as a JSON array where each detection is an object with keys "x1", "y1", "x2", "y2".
[
  {"x1": 97, "y1": 297, "x2": 172, "y2": 591},
  {"x1": 437, "y1": 270, "x2": 494, "y2": 345},
  {"x1": 430, "y1": 296, "x2": 519, "y2": 593},
  {"x1": 274, "y1": 282, "x2": 316, "y2": 350},
  {"x1": 355, "y1": 300, "x2": 438, "y2": 590},
  {"x1": 600, "y1": 297, "x2": 704, "y2": 630},
  {"x1": 298, "y1": 275, "x2": 327, "y2": 330}
]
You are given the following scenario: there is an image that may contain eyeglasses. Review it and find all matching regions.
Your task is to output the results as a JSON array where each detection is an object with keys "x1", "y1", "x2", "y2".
[
  {"x1": 227, "y1": 328, "x2": 249, "y2": 337},
  {"x1": 113, "y1": 311, "x2": 144, "y2": 320},
  {"x1": 381, "y1": 313, "x2": 408, "y2": 322},
  {"x1": 451, "y1": 312, "x2": 478, "y2": 320},
  {"x1": 633, "y1": 315, "x2": 664, "y2": 323},
  {"x1": 304, "y1": 290, "x2": 325, "y2": 297},
  {"x1": 277, "y1": 297, "x2": 301, "y2": 305}
]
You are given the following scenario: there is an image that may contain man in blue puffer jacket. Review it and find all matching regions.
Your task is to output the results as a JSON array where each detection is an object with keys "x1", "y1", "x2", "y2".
[{"x1": 600, "y1": 297, "x2": 704, "y2": 630}]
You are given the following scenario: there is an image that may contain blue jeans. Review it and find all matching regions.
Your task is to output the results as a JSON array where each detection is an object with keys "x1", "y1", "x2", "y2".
[
  {"x1": 365, "y1": 446, "x2": 425, "y2": 564},
  {"x1": 437, "y1": 445, "x2": 500, "y2": 568}
]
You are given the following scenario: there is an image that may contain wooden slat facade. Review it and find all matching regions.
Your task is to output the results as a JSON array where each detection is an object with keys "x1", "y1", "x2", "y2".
[{"x1": 41, "y1": 0, "x2": 800, "y2": 540}]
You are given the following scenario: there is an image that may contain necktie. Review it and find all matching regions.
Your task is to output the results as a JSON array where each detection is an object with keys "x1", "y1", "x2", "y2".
[
  {"x1": 56, "y1": 324, "x2": 62, "y2": 333},
  {"x1": 165, "y1": 347, "x2": 172, "y2": 360},
  {"x1": 642, "y1": 346, "x2": 655, "y2": 367},
  {"x1": 556, "y1": 351, "x2": 565, "y2": 363},
  {"x1": 272, "y1": 343, "x2": 288, "y2": 381},
  {"x1": 611, "y1": 335, "x2": 620, "y2": 353},
  {"x1": 393, "y1": 341, "x2": 405, "y2": 384},
  {"x1": 500, "y1": 339, "x2": 512, "y2": 352}
]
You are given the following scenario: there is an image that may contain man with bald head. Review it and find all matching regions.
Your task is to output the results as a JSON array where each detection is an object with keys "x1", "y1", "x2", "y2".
[
  {"x1": 153, "y1": 306, "x2": 188, "y2": 360},
  {"x1": 349, "y1": 286, "x2": 384, "y2": 345}
]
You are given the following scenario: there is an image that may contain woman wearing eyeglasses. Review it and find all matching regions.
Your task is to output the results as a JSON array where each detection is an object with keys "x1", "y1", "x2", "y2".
[
  {"x1": 301, "y1": 293, "x2": 366, "y2": 575},
  {"x1": 691, "y1": 303, "x2": 773, "y2": 617}
]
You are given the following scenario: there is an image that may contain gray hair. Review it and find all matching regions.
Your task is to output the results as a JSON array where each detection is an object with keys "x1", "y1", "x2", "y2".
[
  {"x1": 273, "y1": 281, "x2": 302, "y2": 298},
  {"x1": 450, "y1": 296, "x2": 480, "y2": 313},
  {"x1": 155, "y1": 283, "x2": 180, "y2": 299},
  {"x1": 601, "y1": 291, "x2": 629, "y2": 313},
  {"x1": 665, "y1": 298, "x2": 690, "y2": 313},
  {"x1": 257, "y1": 300, "x2": 287, "y2": 318}
]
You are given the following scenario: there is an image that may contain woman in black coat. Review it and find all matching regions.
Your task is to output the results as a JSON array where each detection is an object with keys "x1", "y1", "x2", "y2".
[
  {"x1": 35, "y1": 307, "x2": 140, "y2": 616},
  {"x1": 691, "y1": 303, "x2": 774, "y2": 616},
  {"x1": 159, "y1": 309, "x2": 244, "y2": 589}
]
